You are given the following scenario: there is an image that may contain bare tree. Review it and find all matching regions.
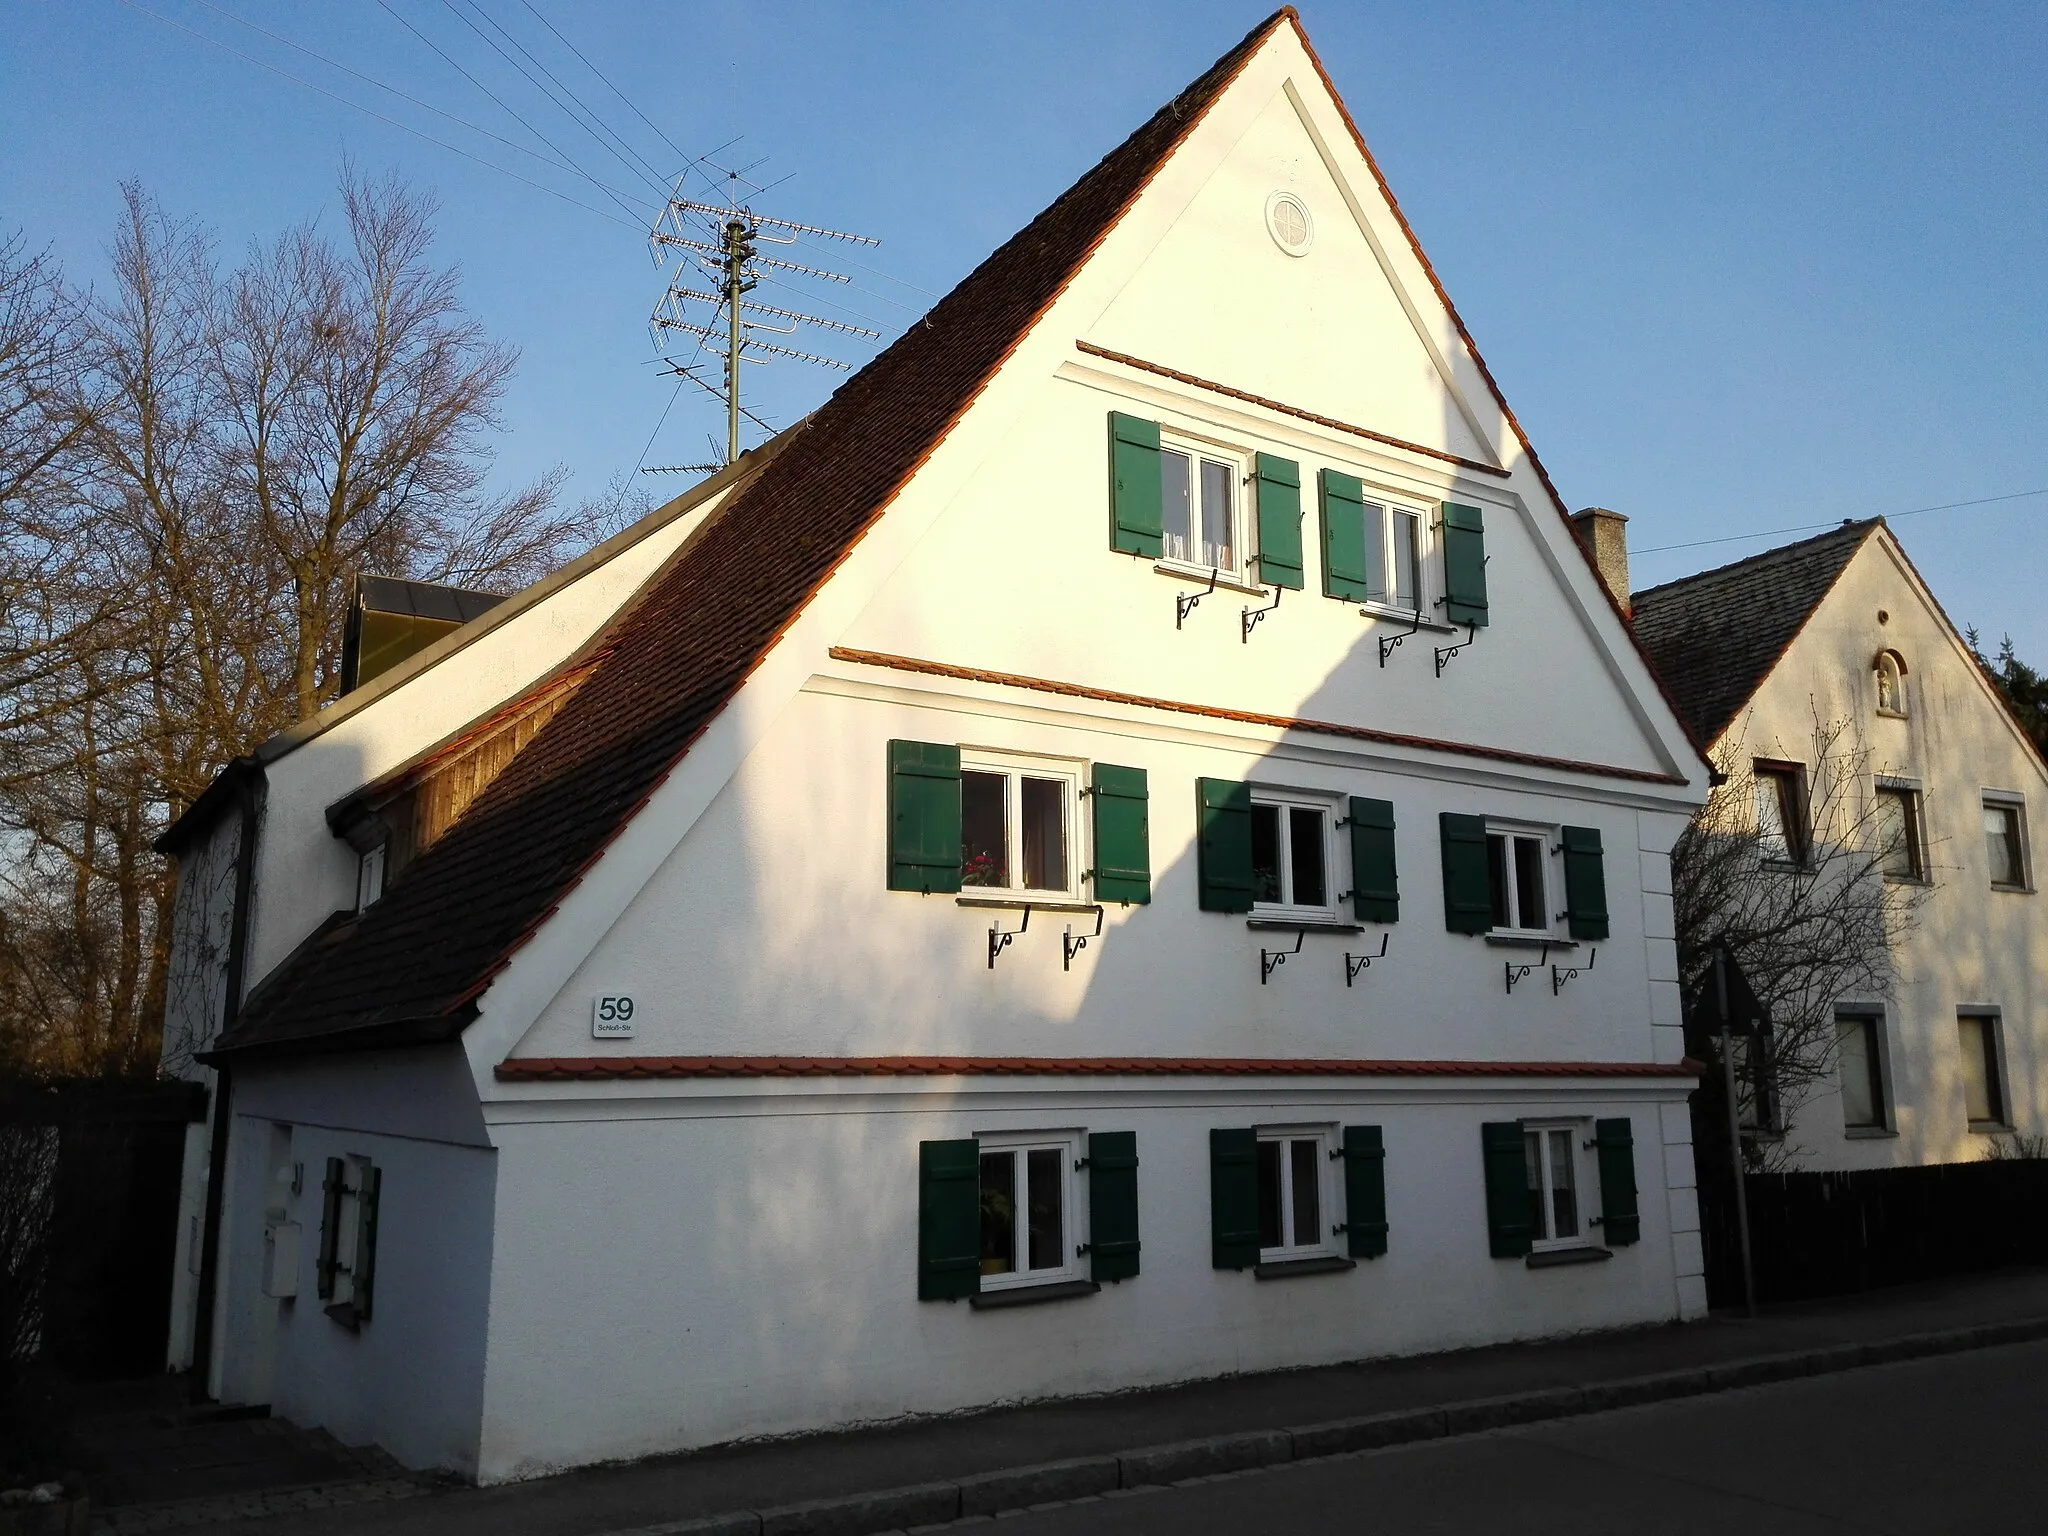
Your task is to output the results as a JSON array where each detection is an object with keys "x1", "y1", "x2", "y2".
[
  {"x1": 1674, "y1": 710, "x2": 1934, "y2": 1165},
  {"x1": 1, "y1": 168, "x2": 622, "y2": 1078}
]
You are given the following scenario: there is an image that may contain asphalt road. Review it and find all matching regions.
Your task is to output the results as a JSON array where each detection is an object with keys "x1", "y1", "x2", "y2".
[{"x1": 985, "y1": 1339, "x2": 2048, "y2": 1535}]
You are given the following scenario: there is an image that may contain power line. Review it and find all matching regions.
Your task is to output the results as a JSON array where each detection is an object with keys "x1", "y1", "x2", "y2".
[
  {"x1": 377, "y1": 0, "x2": 651, "y2": 223},
  {"x1": 439, "y1": 0, "x2": 673, "y2": 199},
  {"x1": 1635, "y1": 486, "x2": 2048, "y2": 557},
  {"x1": 116, "y1": 0, "x2": 647, "y2": 232},
  {"x1": 465, "y1": 0, "x2": 677, "y2": 194},
  {"x1": 518, "y1": 0, "x2": 692, "y2": 164},
  {"x1": 183, "y1": 0, "x2": 641, "y2": 201}
]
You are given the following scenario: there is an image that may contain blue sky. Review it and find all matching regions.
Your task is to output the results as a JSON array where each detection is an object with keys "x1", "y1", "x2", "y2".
[{"x1": 5, "y1": 2, "x2": 2045, "y2": 653}]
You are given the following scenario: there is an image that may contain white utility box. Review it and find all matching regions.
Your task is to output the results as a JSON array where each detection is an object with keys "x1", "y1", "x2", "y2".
[{"x1": 262, "y1": 1220, "x2": 301, "y2": 1298}]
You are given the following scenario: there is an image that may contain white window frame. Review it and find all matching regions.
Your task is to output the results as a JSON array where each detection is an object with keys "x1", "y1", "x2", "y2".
[
  {"x1": 1522, "y1": 1119, "x2": 1593, "y2": 1252},
  {"x1": 957, "y1": 749, "x2": 1084, "y2": 902},
  {"x1": 1356, "y1": 495, "x2": 1437, "y2": 622},
  {"x1": 1982, "y1": 793, "x2": 2030, "y2": 892},
  {"x1": 1256, "y1": 1124, "x2": 1337, "y2": 1262},
  {"x1": 1249, "y1": 787, "x2": 1342, "y2": 922},
  {"x1": 975, "y1": 1129, "x2": 1084, "y2": 1292},
  {"x1": 1155, "y1": 429, "x2": 1250, "y2": 582},
  {"x1": 1485, "y1": 820, "x2": 1557, "y2": 939},
  {"x1": 356, "y1": 844, "x2": 386, "y2": 912},
  {"x1": 1957, "y1": 1010, "x2": 2011, "y2": 1131}
]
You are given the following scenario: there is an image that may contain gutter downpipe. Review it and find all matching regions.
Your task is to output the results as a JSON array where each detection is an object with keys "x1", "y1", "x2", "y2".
[{"x1": 188, "y1": 765, "x2": 264, "y2": 1403}]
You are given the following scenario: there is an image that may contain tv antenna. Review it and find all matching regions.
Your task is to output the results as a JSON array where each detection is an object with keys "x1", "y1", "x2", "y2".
[{"x1": 649, "y1": 173, "x2": 880, "y2": 467}]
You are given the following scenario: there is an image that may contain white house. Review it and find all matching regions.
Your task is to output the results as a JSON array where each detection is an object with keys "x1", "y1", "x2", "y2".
[
  {"x1": 158, "y1": 9, "x2": 1712, "y2": 1483},
  {"x1": 1630, "y1": 518, "x2": 2048, "y2": 1169}
]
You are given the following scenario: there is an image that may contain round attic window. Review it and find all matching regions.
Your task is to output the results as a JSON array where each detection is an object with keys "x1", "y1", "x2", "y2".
[{"x1": 1265, "y1": 191, "x2": 1314, "y2": 256}]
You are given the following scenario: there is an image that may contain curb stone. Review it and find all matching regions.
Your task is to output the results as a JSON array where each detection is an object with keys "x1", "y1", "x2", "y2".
[{"x1": 597, "y1": 1316, "x2": 2048, "y2": 1536}]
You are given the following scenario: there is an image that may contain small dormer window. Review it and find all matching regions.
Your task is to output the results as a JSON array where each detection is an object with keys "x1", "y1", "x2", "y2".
[
  {"x1": 1875, "y1": 651, "x2": 1907, "y2": 717},
  {"x1": 356, "y1": 844, "x2": 386, "y2": 911}
]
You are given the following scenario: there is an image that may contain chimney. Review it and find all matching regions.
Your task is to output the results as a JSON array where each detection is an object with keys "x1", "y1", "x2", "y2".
[{"x1": 1571, "y1": 507, "x2": 1631, "y2": 616}]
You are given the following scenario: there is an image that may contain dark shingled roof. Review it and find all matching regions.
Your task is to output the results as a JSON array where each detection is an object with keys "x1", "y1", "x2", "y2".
[
  {"x1": 207, "y1": 10, "x2": 1296, "y2": 1060},
  {"x1": 1629, "y1": 520, "x2": 1878, "y2": 748}
]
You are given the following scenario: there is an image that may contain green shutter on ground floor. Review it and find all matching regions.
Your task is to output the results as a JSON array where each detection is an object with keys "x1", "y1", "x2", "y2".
[
  {"x1": 1482, "y1": 1121, "x2": 1535, "y2": 1259},
  {"x1": 352, "y1": 1164, "x2": 381, "y2": 1322},
  {"x1": 1341, "y1": 1125, "x2": 1388, "y2": 1259},
  {"x1": 1089, "y1": 764, "x2": 1151, "y2": 905},
  {"x1": 888, "y1": 740, "x2": 962, "y2": 894},
  {"x1": 1209, "y1": 1128, "x2": 1259, "y2": 1269},
  {"x1": 1594, "y1": 1118, "x2": 1640, "y2": 1246},
  {"x1": 918, "y1": 1139, "x2": 981, "y2": 1300},
  {"x1": 1087, "y1": 1131, "x2": 1141, "y2": 1283}
]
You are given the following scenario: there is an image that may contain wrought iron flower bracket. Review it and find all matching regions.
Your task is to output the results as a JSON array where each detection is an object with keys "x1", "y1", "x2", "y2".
[
  {"x1": 1551, "y1": 946, "x2": 1597, "y2": 995},
  {"x1": 1260, "y1": 928, "x2": 1305, "y2": 984},
  {"x1": 1434, "y1": 622, "x2": 1478, "y2": 677},
  {"x1": 988, "y1": 905, "x2": 1030, "y2": 969},
  {"x1": 1177, "y1": 566, "x2": 1219, "y2": 630},
  {"x1": 1504, "y1": 942, "x2": 1553, "y2": 994},
  {"x1": 1242, "y1": 582, "x2": 1282, "y2": 643},
  {"x1": 1376, "y1": 608, "x2": 1423, "y2": 667},
  {"x1": 1345, "y1": 931, "x2": 1390, "y2": 986},
  {"x1": 1063, "y1": 906, "x2": 1105, "y2": 972}
]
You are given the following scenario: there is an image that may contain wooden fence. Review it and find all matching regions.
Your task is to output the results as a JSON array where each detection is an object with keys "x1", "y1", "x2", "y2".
[{"x1": 1699, "y1": 1155, "x2": 2048, "y2": 1308}]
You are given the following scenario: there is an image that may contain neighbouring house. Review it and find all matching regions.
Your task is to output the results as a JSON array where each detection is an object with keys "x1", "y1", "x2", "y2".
[
  {"x1": 1628, "y1": 518, "x2": 2048, "y2": 1168},
  {"x1": 157, "y1": 9, "x2": 1712, "y2": 1482}
]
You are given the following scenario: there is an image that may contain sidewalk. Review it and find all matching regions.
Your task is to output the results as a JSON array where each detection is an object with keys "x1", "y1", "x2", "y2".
[{"x1": 101, "y1": 1266, "x2": 2048, "y2": 1536}]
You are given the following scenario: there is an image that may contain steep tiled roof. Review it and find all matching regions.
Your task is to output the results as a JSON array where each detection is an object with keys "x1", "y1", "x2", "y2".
[
  {"x1": 1629, "y1": 520, "x2": 1878, "y2": 748},
  {"x1": 208, "y1": 11, "x2": 1294, "y2": 1059}
]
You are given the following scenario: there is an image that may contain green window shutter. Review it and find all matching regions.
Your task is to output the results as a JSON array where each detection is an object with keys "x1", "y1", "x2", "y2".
[
  {"x1": 352, "y1": 1164, "x2": 381, "y2": 1322},
  {"x1": 1086, "y1": 1131, "x2": 1141, "y2": 1283},
  {"x1": 1340, "y1": 1125, "x2": 1388, "y2": 1259},
  {"x1": 316, "y1": 1156, "x2": 344, "y2": 1300},
  {"x1": 1439, "y1": 812, "x2": 1491, "y2": 934},
  {"x1": 918, "y1": 1139, "x2": 981, "y2": 1300},
  {"x1": 1254, "y1": 453, "x2": 1304, "y2": 590},
  {"x1": 1209, "y1": 1128, "x2": 1260, "y2": 1269},
  {"x1": 1196, "y1": 779, "x2": 1254, "y2": 913},
  {"x1": 1561, "y1": 825, "x2": 1610, "y2": 940},
  {"x1": 1319, "y1": 469, "x2": 1369, "y2": 602},
  {"x1": 888, "y1": 740, "x2": 962, "y2": 894},
  {"x1": 1109, "y1": 412, "x2": 1163, "y2": 558},
  {"x1": 1347, "y1": 796, "x2": 1398, "y2": 923},
  {"x1": 1089, "y1": 764, "x2": 1151, "y2": 905},
  {"x1": 1440, "y1": 502, "x2": 1489, "y2": 627},
  {"x1": 1481, "y1": 1121, "x2": 1534, "y2": 1258},
  {"x1": 1594, "y1": 1118, "x2": 1641, "y2": 1247}
]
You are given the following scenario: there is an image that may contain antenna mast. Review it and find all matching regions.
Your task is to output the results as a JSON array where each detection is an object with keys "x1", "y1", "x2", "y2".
[{"x1": 650, "y1": 180, "x2": 880, "y2": 468}]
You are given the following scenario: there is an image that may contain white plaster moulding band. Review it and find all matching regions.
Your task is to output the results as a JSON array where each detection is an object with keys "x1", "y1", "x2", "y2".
[
  {"x1": 801, "y1": 671, "x2": 1696, "y2": 813},
  {"x1": 479, "y1": 1078, "x2": 1698, "y2": 1126}
]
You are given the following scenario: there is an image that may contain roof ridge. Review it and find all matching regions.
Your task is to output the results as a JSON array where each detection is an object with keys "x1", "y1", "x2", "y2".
[{"x1": 1631, "y1": 517, "x2": 1881, "y2": 604}]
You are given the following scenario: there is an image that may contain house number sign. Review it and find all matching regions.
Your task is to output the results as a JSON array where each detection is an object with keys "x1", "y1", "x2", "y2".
[{"x1": 591, "y1": 996, "x2": 637, "y2": 1039}]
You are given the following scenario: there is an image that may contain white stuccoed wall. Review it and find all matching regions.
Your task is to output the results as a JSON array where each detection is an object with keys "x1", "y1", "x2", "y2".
[
  {"x1": 474, "y1": 1081, "x2": 1692, "y2": 1482},
  {"x1": 1723, "y1": 533, "x2": 2048, "y2": 1167},
  {"x1": 215, "y1": 1048, "x2": 496, "y2": 1476}
]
